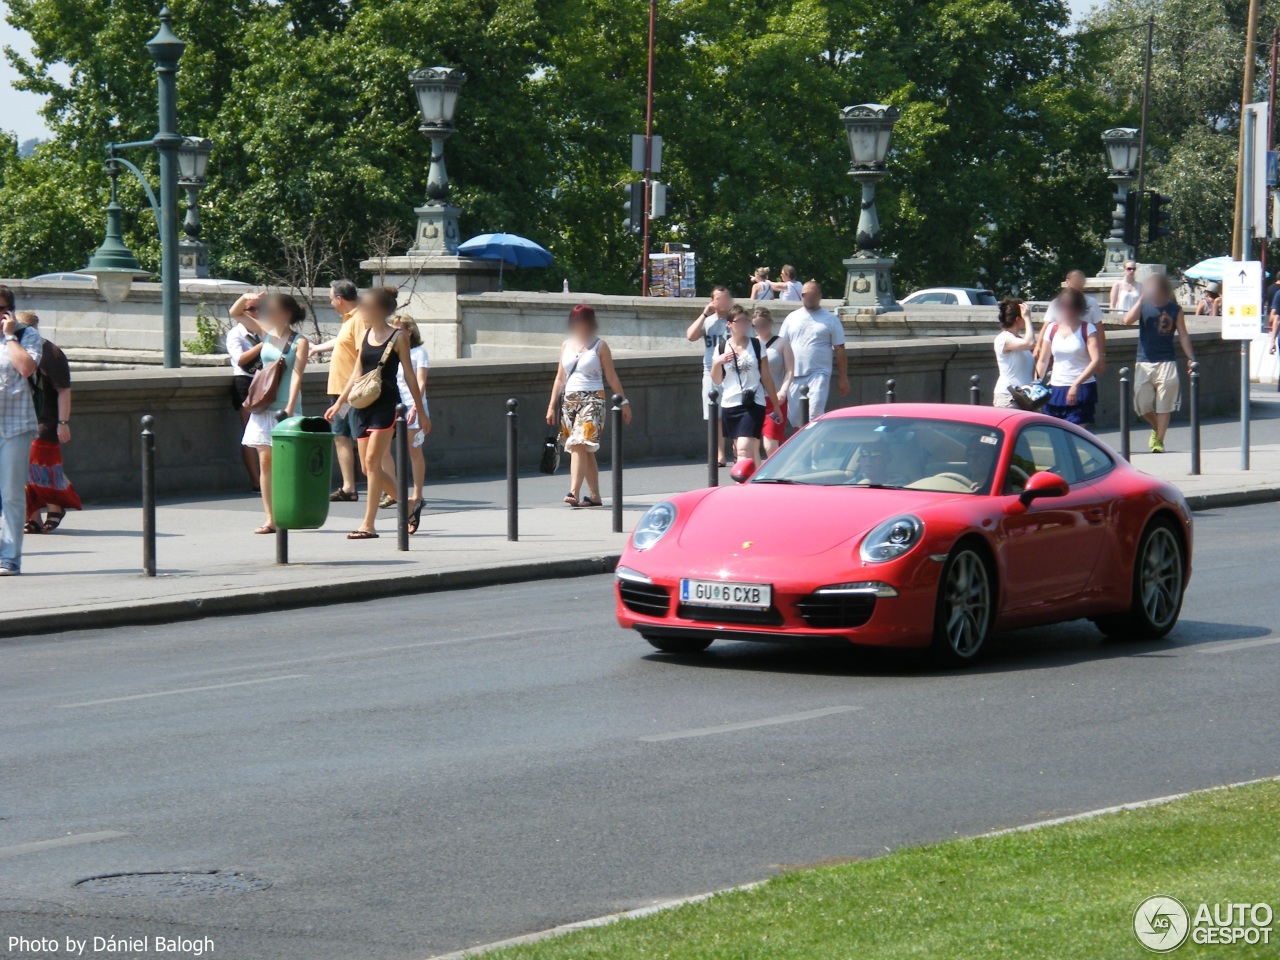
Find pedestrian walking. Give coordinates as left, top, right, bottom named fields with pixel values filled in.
left=992, top=298, right=1036, bottom=408
left=686, top=286, right=733, bottom=466
left=545, top=304, right=631, bottom=507
left=1044, top=269, right=1106, bottom=370
left=1109, top=261, right=1140, bottom=314
left=711, top=309, right=783, bottom=467
left=778, top=281, right=849, bottom=425
left=0, top=286, right=42, bottom=575
left=1123, top=273, right=1195, bottom=454
left=226, top=314, right=263, bottom=491
left=310, top=279, right=362, bottom=502
left=18, top=312, right=80, bottom=534
left=749, top=267, right=775, bottom=301
left=230, top=292, right=310, bottom=534
left=1035, top=289, right=1102, bottom=426
left=751, top=306, right=793, bottom=456
left=379, top=315, right=431, bottom=534
left=773, top=264, right=803, bottom=301
left=325, top=287, right=428, bottom=540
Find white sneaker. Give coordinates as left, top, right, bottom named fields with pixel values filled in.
left=0, top=566, right=20, bottom=576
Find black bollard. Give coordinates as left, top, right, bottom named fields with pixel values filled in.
left=707, top=388, right=720, bottom=487
left=1118, top=367, right=1132, bottom=462
left=1189, top=361, right=1201, bottom=476
left=274, top=410, right=288, bottom=564
left=886, top=378, right=896, bottom=404
left=395, top=404, right=410, bottom=551
left=506, top=398, right=518, bottom=541
left=799, top=384, right=810, bottom=426
left=140, top=415, right=156, bottom=578
left=611, top=394, right=624, bottom=533
left=970, top=375, right=981, bottom=406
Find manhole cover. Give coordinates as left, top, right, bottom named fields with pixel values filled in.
left=75, top=871, right=270, bottom=898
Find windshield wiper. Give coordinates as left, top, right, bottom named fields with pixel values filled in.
left=752, top=477, right=807, bottom=485
left=844, top=481, right=903, bottom=489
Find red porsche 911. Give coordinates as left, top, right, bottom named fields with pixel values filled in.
left=615, top=404, right=1193, bottom=665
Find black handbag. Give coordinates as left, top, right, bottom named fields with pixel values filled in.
left=539, top=432, right=562, bottom=474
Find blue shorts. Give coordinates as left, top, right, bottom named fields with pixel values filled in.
left=329, top=398, right=359, bottom=440
left=1045, top=381, right=1099, bottom=425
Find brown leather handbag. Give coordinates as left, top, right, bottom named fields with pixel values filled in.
left=242, top=332, right=297, bottom=414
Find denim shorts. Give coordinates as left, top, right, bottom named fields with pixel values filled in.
left=329, top=398, right=359, bottom=440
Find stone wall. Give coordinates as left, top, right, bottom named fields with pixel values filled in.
left=61, top=327, right=1240, bottom=502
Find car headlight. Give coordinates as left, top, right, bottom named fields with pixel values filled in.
left=632, top=501, right=677, bottom=551
left=859, top=515, right=924, bottom=563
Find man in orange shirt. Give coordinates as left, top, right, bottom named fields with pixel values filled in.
left=311, top=280, right=362, bottom=500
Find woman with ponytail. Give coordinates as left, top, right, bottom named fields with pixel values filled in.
left=229, top=291, right=310, bottom=533
left=993, top=297, right=1036, bottom=408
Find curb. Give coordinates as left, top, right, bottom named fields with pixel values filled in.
left=1186, top=487, right=1280, bottom=511
left=0, top=554, right=621, bottom=641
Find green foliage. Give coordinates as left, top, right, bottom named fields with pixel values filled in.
left=1, top=0, right=1133, bottom=299
left=182, top=301, right=228, bottom=355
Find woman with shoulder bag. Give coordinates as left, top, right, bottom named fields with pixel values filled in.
left=545, top=304, right=632, bottom=507
left=229, top=291, right=310, bottom=534
left=1035, top=288, right=1103, bottom=426
left=712, top=308, right=783, bottom=467
left=325, top=287, right=428, bottom=540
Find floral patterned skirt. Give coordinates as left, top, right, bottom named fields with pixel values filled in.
left=561, top=391, right=605, bottom=452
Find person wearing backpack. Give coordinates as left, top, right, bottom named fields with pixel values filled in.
left=18, top=312, right=80, bottom=534
left=230, top=291, right=310, bottom=534
left=711, top=309, right=783, bottom=467
left=0, top=285, right=42, bottom=574
left=751, top=306, right=793, bottom=457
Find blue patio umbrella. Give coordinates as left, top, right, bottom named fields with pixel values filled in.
left=1183, top=255, right=1233, bottom=283
left=456, top=233, right=553, bottom=291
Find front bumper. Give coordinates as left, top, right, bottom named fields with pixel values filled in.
left=615, top=563, right=939, bottom=649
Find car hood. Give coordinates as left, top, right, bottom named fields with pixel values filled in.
left=674, top=483, right=967, bottom=557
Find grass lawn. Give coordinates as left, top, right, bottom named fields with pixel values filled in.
left=487, top=780, right=1280, bottom=960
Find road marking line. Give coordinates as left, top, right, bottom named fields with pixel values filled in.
left=638, top=705, right=860, bottom=742
left=0, top=831, right=129, bottom=861
left=1195, top=636, right=1280, bottom=655
left=417, top=775, right=1280, bottom=960
left=58, top=675, right=305, bottom=708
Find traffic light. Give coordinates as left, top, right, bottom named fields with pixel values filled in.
left=622, top=181, right=644, bottom=235
left=1147, top=191, right=1172, bottom=243
left=649, top=181, right=667, bottom=219
left=1121, top=191, right=1142, bottom=249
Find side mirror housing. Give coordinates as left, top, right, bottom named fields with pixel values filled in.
left=1018, top=470, right=1069, bottom=507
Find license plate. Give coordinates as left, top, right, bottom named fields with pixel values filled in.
left=680, top=579, right=772, bottom=610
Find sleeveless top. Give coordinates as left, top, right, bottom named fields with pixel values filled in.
left=562, top=339, right=604, bottom=393
left=359, top=329, right=402, bottom=405
left=759, top=334, right=786, bottom=386
left=719, top=338, right=764, bottom=408
left=753, top=282, right=775, bottom=301
left=260, top=333, right=302, bottom=413
left=1048, top=321, right=1097, bottom=387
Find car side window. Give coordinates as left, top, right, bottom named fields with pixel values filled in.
left=1066, top=432, right=1114, bottom=483
left=1005, top=425, right=1069, bottom=494
left=940, top=293, right=958, bottom=305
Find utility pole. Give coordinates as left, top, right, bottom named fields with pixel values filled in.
left=640, top=0, right=657, bottom=296
left=1234, top=0, right=1262, bottom=259
left=1134, top=15, right=1154, bottom=262
left=1264, top=29, right=1277, bottom=276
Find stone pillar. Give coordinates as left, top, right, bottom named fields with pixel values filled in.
left=361, top=255, right=501, bottom=359
left=843, top=256, right=900, bottom=313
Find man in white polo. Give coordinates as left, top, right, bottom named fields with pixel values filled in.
left=779, top=281, right=849, bottom=425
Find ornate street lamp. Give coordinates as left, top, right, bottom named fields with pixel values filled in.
left=82, top=157, right=147, bottom=307
left=177, top=136, right=214, bottom=278
left=1099, top=126, right=1140, bottom=277
left=840, top=103, right=900, bottom=311
left=408, top=66, right=468, bottom=256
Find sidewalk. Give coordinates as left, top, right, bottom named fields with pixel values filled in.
left=4, top=391, right=1279, bottom=640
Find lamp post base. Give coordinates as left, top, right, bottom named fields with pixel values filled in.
left=1095, top=237, right=1135, bottom=279
left=843, top=256, right=900, bottom=313
left=410, top=201, right=462, bottom=256
left=178, top=239, right=209, bottom=279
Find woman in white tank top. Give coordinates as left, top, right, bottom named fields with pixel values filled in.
left=546, top=305, right=633, bottom=507
left=1035, top=289, right=1102, bottom=425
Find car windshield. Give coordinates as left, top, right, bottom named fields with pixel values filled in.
left=752, top=416, right=1005, bottom=495
left=974, top=290, right=998, bottom=306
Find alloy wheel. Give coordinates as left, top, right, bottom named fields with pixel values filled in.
left=1140, top=526, right=1183, bottom=631
left=944, top=550, right=991, bottom=658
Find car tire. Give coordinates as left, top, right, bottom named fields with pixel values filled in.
left=643, top=635, right=713, bottom=655
left=1095, top=517, right=1185, bottom=641
left=929, top=543, right=994, bottom=666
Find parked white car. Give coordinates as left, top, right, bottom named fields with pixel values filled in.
left=900, top=287, right=998, bottom=306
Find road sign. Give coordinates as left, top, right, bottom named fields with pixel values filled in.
left=1268, top=149, right=1279, bottom=187
left=1221, top=260, right=1263, bottom=340
left=630, top=134, right=662, bottom=174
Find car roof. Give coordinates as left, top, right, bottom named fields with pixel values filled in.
left=821, top=402, right=1028, bottom=429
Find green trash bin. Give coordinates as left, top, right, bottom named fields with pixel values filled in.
left=271, top=416, right=335, bottom=530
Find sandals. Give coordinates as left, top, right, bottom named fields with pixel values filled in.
left=379, top=494, right=397, bottom=509
left=581, top=496, right=603, bottom=508
left=563, top=492, right=580, bottom=506
left=254, top=524, right=277, bottom=535
left=347, top=529, right=379, bottom=540
left=24, top=520, right=42, bottom=535
left=330, top=488, right=358, bottom=502
left=43, top=512, right=65, bottom=533
left=408, top=500, right=424, bottom=536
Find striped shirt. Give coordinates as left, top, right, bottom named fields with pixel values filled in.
left=0, top=325, right=42, bottom=438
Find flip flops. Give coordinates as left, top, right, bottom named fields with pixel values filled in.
left=347, top=530, right=379, bottom=540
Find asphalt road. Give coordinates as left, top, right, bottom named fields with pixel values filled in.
left=1, top=503, right=1278, bottom=960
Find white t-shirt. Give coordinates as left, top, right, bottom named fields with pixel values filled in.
left=700, top=315, right=728, bottom=372
left=1047, top=322, right=1098, bottom=387
left=779, top=307, right=845, bottom=378
left=397, top=344, right=430, bottom=414
left=718, top=339, right=763, bottom=408
left=778, top=280, right=803, bottom=301
left=1043, top=293, right=1103, bottom=330
left=226, top=323, right=258, bottom=376
left=993, top=330, right=1035, bottom=395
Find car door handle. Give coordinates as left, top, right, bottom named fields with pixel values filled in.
left=1085, top=507, right=1106, bottom=524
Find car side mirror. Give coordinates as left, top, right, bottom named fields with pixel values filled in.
left=1017, top=471, right=1069, bottom=507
